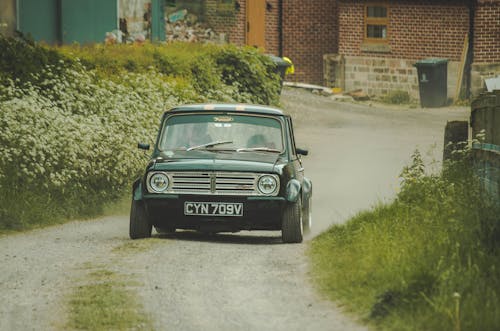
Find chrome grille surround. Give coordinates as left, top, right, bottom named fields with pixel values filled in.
left=146, top=171, right=279, bottom=196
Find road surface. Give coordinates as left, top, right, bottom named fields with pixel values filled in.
left=0, top=88, right=468, bottom=330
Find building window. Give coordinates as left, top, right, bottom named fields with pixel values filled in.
left=365, top=4, right=389, bottom=42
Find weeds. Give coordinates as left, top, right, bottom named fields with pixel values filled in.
left=381, top=90, right=412, bottom=105
left=310, top=147, right=500, bottom=330
left=67, top=268, right=152, bottom=331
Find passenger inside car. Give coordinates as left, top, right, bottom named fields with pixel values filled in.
left=246, top=134, right=276, bottom=149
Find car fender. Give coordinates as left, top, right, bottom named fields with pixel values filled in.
left=302, top=177, right=312, bottom=201
left=132, top=178, right=144, bottom=201
left=285, top=179, right=301, bottom=203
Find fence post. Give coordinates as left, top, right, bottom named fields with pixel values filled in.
left=470, top=91, right=500, bottom=202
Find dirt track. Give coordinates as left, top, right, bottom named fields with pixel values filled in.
left=0, top=88, right=468, bottom=330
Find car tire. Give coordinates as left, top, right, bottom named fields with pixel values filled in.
left=129, top=200, right=152, bottom=239
left=281, top=199, right=303, bottom=243
left=303, top=197, right=312, bottom=235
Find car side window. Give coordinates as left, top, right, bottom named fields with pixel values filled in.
left=287, top=117, right=298, bottom=158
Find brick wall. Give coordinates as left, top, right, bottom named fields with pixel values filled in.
left=205, top=0, right=246, bottom=45
left=283, top=0, right=338, bottom=85
left=207, top=0, right=338, bottom=85
left=206, top=0, right=279, bottom=54
left=337, top=0, right=470, bottom=100
left=265, top=0, right=280, bottom=55
left=338, top=0, right=469, bottom=60
left=473, top=0, right=500, bottom=63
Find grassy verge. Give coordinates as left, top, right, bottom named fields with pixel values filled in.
left=309, top=150, right=500, bottom=330
left=67, top=268, right=152, bottom=331
left=67, top=239, right=166, bottom=330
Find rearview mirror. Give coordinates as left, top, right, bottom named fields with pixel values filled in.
left=138, top=143, right=150, bottom=150
left=296, top=148, right=308, bottom=156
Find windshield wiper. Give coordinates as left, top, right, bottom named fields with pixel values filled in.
left=236, top=147, right=282, bottom=153
left=187, top=140, right=233, bottom=151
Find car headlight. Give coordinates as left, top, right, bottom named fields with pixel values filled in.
left=148, top=172, right=170, bottom=193
left=258, top=175, right=279, bottom=195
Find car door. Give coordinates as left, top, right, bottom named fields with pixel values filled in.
left=286, top=116, right=304, bottom=185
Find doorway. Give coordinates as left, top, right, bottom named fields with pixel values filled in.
left=246, top=0, right=265, bottom=49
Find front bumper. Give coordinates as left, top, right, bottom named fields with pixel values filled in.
left=143, top=194, right=286, bottom=232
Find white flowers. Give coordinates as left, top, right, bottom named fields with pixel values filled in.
left=0, top=61, right=259, bottom=204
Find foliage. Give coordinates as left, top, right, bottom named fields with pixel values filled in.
left=309, top=148, right=500, bottom=331
left=0, top=35, right=72, bottom=86
left=57, top=42, right=281, bottom=105
left=0, top=35, right=281, bottom=230
left=381, top=90, right=411, bottom=105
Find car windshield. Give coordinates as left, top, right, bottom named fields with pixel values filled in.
left=158, top=113, right=284, bottom=153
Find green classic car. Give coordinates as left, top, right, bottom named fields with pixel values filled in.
left=130, top=104, right=312, bottom=243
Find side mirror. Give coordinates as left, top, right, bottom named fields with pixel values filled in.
left=296, top=148, right=308, bottom=156
left=138, top=143, right=150, bottom=150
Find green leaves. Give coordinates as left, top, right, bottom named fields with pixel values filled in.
left=0, top=36, right=281, bottom=230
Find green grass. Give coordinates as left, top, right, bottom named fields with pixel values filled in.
left=380, top=90, right=412, bottom=105
left=67, top=268, right=152, bottom=331
left=309, top=151, right=500, bottom=330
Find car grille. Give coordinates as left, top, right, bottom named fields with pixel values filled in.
left=169, top=172, right=267, bottom=196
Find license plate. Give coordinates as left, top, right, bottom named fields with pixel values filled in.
left=184, top=202, right=243, bottom=217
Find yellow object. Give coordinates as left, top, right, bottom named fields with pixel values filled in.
left=332, top=87, right=343, bottom=94
left=283, top=57, right=294, bottom=75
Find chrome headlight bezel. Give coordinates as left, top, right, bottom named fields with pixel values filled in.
left=257, top=174, right=280, bottom=196
left=147, top=172, right=170, bottom=193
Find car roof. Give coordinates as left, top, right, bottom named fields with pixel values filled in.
left=165, top=104, right=284, bottom=116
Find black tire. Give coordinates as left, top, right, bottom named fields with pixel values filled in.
left=303, top=197, right=312, bottom=235
left=281, top=199, right=303, bottom=243
left=129, top=200, right=152, bottom=239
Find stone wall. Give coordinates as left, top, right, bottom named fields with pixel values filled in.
left=325, top=55, right=460, bottom=101
left=336, top=0, right=471, bottom=100
left=338, top=0, right=469, bottom=60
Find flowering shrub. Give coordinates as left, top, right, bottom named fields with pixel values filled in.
left=0, top=36, right=280, bottom=230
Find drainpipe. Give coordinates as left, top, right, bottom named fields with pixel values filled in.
left=278, top=0, right=283, bottom=57
left=56, top=0, right=62, bottom=45
left=466, top=0, right=476, bottom=98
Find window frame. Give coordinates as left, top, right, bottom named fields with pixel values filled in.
left=364, top=3, right=390, bottom=44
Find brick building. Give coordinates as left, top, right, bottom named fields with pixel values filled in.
left=3, top=0, right=498, bottom=98
left=203, top=0, right=499, bottom=99
left=203, top=0, right=338, bottom=85
left=331, top=0, right=500, bottom=99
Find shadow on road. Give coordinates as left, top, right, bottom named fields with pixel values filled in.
left=155, top=230, right=284, bottom=245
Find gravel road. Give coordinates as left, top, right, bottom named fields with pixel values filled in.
left=0, top=88, right=469, bottom=330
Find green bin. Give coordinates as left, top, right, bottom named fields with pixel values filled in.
left=414, top=58, right=448, bottom=107
left=267, top=55, right=291, bottom=88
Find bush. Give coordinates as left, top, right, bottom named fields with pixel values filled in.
left=382, top=90, right=411, bottom=105
left=0, top=36, right=281, bottom=230
left=57, top=42, right=281, bottom=105
left=310, top=149, right=500, bottom=331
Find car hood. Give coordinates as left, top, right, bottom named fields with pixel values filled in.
left=151, top=150, right=285, bottom=173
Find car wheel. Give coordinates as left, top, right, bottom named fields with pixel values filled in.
left=281, top=199, right=303, bottom=243
left=303, top=197, right=312, bottom=235
left=155, top=226, right=176, bottom=235
left=129, top=200, right=152, bottom=239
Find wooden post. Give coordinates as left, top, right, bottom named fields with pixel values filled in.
left=454, top=33, right=469, bottom=101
